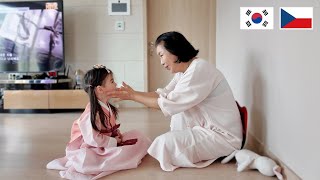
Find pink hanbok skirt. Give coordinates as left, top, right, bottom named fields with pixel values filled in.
left=47, top=130, right=151, bottom=180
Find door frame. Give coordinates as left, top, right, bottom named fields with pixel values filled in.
left=142, top=0, right=148, bottom=92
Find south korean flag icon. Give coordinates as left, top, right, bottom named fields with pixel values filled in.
left=240, top=7, right=274, bottom=30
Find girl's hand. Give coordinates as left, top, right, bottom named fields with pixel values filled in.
left=117, top=139, right=138, bottom=146
left=115, top=135, right=122, bottom=144
left=117, top=130, right=123, bottom=141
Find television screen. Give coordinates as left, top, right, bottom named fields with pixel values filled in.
left=0, top=0, right=64, bottom=72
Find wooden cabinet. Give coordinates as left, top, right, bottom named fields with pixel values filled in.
left=4, top=90, right=49, bottom=109
left=48, top=90, right=88, bottom=109
left=3, top=90, right=88, bottom=109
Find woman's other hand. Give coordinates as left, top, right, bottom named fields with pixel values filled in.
left=105, top=82, right=136, bottom=101
left=119, top=82, right=135, bottom=99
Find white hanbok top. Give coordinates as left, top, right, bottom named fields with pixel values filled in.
left=156, top=58, right=242, bottom=148
left=148, top=58, right=243, bottom=171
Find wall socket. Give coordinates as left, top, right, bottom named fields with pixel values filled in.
left=115, top=21, right=125, bottom=31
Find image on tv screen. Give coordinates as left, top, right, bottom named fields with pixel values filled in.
left=0, top=0, right=64, bottom=72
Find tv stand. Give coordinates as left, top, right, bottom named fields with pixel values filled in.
left=0, top=78, right=71, bottom=84
left=0, top=78, right=89, bottom=110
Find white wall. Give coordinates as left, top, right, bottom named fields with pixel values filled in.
left=63, top=0, right=145, bottom=107
left=216, top=0, right=320, bottom=179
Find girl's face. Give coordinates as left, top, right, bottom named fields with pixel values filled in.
left=94, top=73, right=117, bottom=102
left=156, top=43, right=179, bottom=73
left=101, top=74, right=117, bottom=91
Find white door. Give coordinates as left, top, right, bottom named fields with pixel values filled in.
left=146, top=0, right=216, bottom=91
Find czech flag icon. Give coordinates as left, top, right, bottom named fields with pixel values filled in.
left=280, top=7, right=313, bottom=30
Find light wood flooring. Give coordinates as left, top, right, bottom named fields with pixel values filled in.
left=0, top=108, right=278, bottom=180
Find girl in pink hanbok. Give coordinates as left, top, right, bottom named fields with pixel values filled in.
left=46, top=65, right=151, bottom=180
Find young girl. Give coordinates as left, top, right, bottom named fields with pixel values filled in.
left=47, top=65, right=151, bottom=180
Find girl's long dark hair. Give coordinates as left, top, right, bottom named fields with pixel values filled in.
left=83, top=68, right=118, bottom=132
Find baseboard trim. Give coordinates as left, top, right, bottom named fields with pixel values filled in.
left=244, top=132, right=301, bottom=180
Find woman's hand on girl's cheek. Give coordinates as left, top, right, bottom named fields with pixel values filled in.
left=118, top=82, right=136, bottom=100
left=104, top=82, right=136, bottom=100
left=115, top=91, right=131, bottom=100
left=121, top=82, right=134, bottom=92
left=103, top=89, right=129, bottom=100
left=103, top=88, right=120, bottom=98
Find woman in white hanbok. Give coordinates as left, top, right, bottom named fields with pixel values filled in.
left=108, top=31, right=243, bottom=171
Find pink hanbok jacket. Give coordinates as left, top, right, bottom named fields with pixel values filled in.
left=47, top=102, right=151, bottom=180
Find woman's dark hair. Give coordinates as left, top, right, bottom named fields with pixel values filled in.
left=83, top=67, right=118, bottom=132
left=155, top=31, right=199, bottom=63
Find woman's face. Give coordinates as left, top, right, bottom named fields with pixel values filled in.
left=156, top=43, right=179, bottom=73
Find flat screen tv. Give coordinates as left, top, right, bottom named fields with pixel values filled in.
left=0, top=0, right=64, bottom=73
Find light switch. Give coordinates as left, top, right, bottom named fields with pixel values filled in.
left=115, top=21, right=125, bottom=31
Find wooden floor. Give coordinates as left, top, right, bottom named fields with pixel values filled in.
left=0, top=108, right=277, bottom=180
